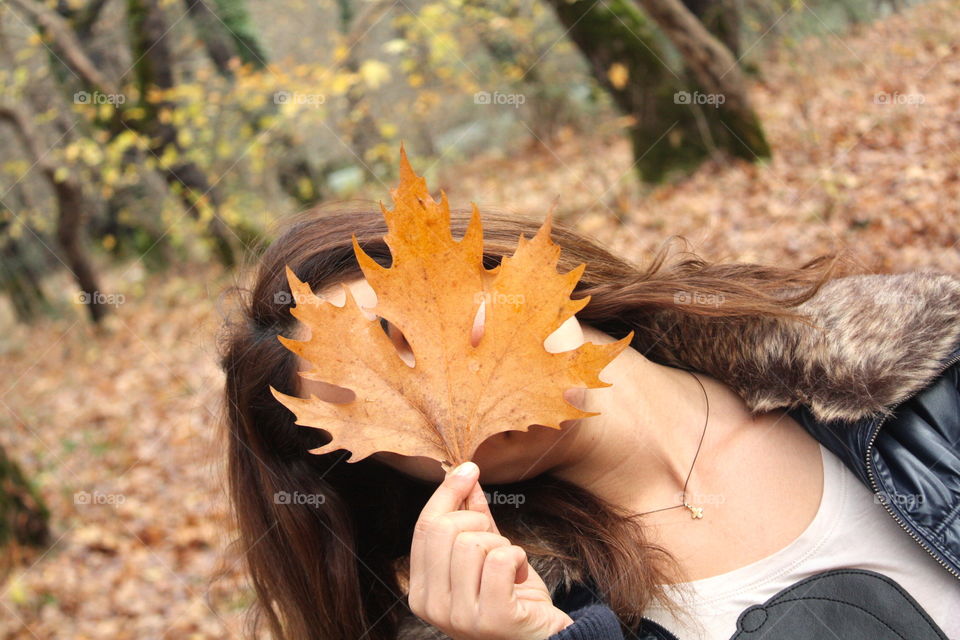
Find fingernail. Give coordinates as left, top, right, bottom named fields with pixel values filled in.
left=451, top=461, right=478, bottom=477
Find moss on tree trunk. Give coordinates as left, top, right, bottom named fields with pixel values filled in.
left=0, top=445, right=49, bottom=552
left=546, top=0, right=770, bottom=182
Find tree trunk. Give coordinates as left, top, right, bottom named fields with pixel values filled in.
left=55, top=0, right=110, bottom=40
left=634, top=0, right=770, bottom=160
left=183, top=0, right=237, bottom=76
left=127, top=0, right=239, bottom=266
left=0, top=444, right=50, bottom=555
left=210, top=0, right=268, bottom=68
left=0, top=104, right=108, bottom=323
left=0, top=225, right=49, bottom=323
left=683, top=0, right=740, bottom=57
left=545, top=0, right=769, bottom=182
left=182, top=0, right=267, bottom=76
left=545, top=0, right=692, bottom=181
left=52, top=172, right=109, bottom=323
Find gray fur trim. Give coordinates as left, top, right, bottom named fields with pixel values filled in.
left=644, top=271, right=960, bottom=423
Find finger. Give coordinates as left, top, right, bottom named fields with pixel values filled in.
left=450, top=531, right=510, bottom=616
left=419, top=462, right=479, bottom=522
left=465, top=479, right=501, bottom=535
left=479, top=545, right=528, bottom=612
left=422, top=510, right=491, bottom=598
left=410, top=462, right=480, bottom=591
left=409, top=509, right=489, bottom=611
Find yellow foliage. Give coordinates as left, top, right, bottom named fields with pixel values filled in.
left=431, top=33, right=459, bottom=65
left=607, top=62, right=630, bottom=90
left=505, top=65, right=524, bottom=81
left=80, top=140, right=104, bottom=166
left=6, top=575, right=27, bottom=606
left=177, top=128, right=194, bottom=148
left=359, top=60, right=391, bottom=89
left=125, top=106, right=147, bottom=121
left=297, top=176, right=314, bottom=200
left=108, top=130, right=143, bottom=163
left=13, top=67, right=28, bottom=88
left=102, top=167, right=120, bottom=187
left=331, top=71, right=357, bottom=95
left=159, top=146, right=178, bottom=170
left=379, top=122, right=398, bottom=139
left=64, top=142, right=81, bottom=163
left=383, top=39, right=409, bottom=55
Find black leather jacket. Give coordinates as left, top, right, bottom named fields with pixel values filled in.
left=790, top=341, right=960, bottom=580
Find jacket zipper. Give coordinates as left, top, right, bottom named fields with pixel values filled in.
left=864, top=351, right=960, bottom=581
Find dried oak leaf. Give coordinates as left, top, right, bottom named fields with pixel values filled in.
left=270, top=148, right=632, bottom=469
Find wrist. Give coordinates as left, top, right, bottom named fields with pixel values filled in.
left=547, top=610, right=575, bottom=635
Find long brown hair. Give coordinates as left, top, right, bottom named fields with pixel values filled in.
left=217, top=205, right=843, bottom=639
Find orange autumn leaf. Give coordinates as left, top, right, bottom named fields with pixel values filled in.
left=270, top=147, right=632, bottom=469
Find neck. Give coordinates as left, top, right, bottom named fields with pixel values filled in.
left=548, top=327, right=752, bottom=514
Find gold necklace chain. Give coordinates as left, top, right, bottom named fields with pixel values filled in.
left=636, top=370, right=708, bottom=520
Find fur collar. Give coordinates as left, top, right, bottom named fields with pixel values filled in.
left=398, top=270, right=960, bottom=639
left=644, top=270, right=960, bottom=423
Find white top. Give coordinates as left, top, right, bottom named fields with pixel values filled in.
left=644, top=442, right=960, bottom=639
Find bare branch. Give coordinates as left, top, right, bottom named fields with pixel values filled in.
left=7, top=0, right=119, bottom=95
left=0, top=102, right=108, bottom=322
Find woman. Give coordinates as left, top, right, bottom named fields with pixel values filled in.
left=219, top=206, right=960, bottom=640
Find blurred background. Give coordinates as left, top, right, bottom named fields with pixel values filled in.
left=0, top=0, right=958, bottom=636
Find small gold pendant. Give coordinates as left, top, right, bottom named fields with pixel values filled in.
left=684, top=503, right=704, bottom=519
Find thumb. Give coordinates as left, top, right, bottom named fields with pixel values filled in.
left=421, top=461, right=480, bottom=523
